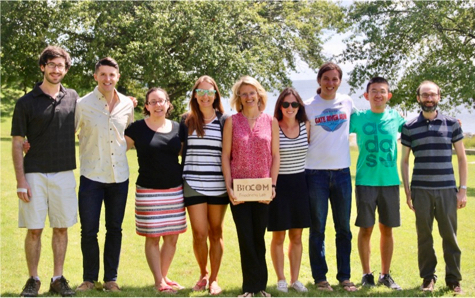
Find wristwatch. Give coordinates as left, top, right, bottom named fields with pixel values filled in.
left=459, top=185, right=467, bottom=190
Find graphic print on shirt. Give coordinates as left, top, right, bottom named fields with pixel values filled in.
left=314, top=108, right=347, bottom=132
left=362, top=119, right=395, bottom=168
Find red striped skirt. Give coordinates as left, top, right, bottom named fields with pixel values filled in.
left=135, top=185, right=187, bottom=237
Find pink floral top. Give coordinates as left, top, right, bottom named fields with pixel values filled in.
left=230, top=112, right=273, bottom=179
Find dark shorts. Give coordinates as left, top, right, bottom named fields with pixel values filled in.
left=355, top=185, right=400, bottom=228
left=183, top=180, right=229, bottom=207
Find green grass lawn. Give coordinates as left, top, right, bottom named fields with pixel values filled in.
left=1, top=112, right=474, bottom=297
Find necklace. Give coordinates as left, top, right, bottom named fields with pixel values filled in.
left=242, top=112, right=260, bottom=120
left=203, top=112, right=216, bottom=121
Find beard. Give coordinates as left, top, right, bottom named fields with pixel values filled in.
left=419, top=101, right=437, bottom=112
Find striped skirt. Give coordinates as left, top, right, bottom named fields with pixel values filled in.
left=135, top=185, right=187, bottom=237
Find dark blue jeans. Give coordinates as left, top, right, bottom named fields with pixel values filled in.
left=78, top=176, right=129, bottom=282
left=306, top=168, right=352, bottom=283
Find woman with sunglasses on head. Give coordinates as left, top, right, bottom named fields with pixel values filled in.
left=222, top=76, right=280, bottom=297
left=304, top=62, right=357, bottom=292
left=269, top=88, right=311, bottom=294
left=179, top=75, right=228, bottom=295
left=125, top=87, right=187, bottom=294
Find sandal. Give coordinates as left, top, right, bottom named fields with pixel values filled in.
left=208, top=281, right=222, bottom=295
left=158, top=285, right=177, bottom=294
left=166, top=280, right=184, bottom=290
left=192, top=276, right=208, bottom=291
left=259, top=290, right=271, bottom=297
left=316, top=280, right=333, bottom=291
left=340, top=280, right=358, bottom=292
left=238, top=292, right=254, bottom=297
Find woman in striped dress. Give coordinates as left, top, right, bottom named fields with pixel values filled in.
left=179, top=76, right=228, bottom=295
left=269, top=87, right=311, bottom=293
left=125, top=87, right=187, bottom=293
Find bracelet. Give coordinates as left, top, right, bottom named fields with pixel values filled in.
left=272, top=184, right=276, bottom=188
left=17, top=188, right=27, bottom=193
left=459, top=185, right=467, bottom=190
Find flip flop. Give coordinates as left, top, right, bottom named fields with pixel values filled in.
left=192, top=277, right=208, bottom=291
left=166, top=280, right=184, bottom=290
left=159, top=285, right=177, bottom=294
left=208, top=281, right=222, bottom=295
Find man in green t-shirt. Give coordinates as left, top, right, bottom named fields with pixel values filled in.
left=350, top=77, right=405, bottom=290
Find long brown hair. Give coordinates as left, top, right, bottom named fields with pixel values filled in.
left=185, top=75, right=224, bottom=137
left=316, top=62, right=342, bottom=94
left=273, top=87, right=308, bottom=122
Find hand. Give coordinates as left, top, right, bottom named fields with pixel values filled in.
left=17, top=180, right=32, bottom=203
left=23, top=140, right=31, bottom=154
left=128, top=96, right=138, bottom=108
left=457, top=190, right=467, bottom=209
left=228, top=188, right=244, bottom=205
left=259, top=188, right=275, bottom=204
left=406, top=191, right=414, bottom=211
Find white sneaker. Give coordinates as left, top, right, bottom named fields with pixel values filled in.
left=291, top=280, right=308, bottom=292
left=276, top=280, right=288, bottom=293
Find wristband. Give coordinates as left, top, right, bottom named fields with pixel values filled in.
left=17, top=188, right=27, bottom=193
left=272, top=184, right=276, bottom=188
left=459, top=185, right=467, bottom=190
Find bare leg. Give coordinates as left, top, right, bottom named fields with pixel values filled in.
left=271, top=231, right=286, bottom=282
left=144, top=237, right=167, bottom=289
left=25, top=229, right=43, bottom=277
left=358, top=226, right=374, bottom=274
left=52, top=228, right=68, bottom=277
left=160, top=234, right=179, bottom=279
left=288, top=229, right=303, bottom=284
left=379, top=223, right=394, bottom=274
left=187, top=204, right=209, bottom=281
left=207, top=204, right=227, bottom=284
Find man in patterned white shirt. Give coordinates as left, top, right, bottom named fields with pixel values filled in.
left=74, top=57, right=134, bottom=293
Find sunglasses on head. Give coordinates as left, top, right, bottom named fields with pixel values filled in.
left=282, top=102, right=299, bottom=108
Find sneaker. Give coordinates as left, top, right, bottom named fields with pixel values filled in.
left=447, top=282, right=463, bottom=295
left=378, top=273, right=402, bottom=290
left=276, top=280, right=288, bottom=293
left=21, top=277, right=41, bottom=297
left=421, top=277, right=436, bottom=292
left=103, top=281, right=120, bottom=292
left=290, top=280, right=308, bottom=292
left=49, top=276, right=75, bottom=296
left=75, top=281, right=95, bottom=292
left=361, top=273, right=375, bottom=287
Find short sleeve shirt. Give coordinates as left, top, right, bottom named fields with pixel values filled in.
left=400, top=111, right=463, bottom=189
left=350, top=109, right=405, bottom=186
left=11, top=83, right=78, bottom=173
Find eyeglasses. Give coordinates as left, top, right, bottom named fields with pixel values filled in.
left=239, top=91, right=257, bottom=98
left=282, top=102, right=299, bottom=108
left=420, top=93, right=439, bottom=99
left=147, top=99, right=168, bottom=106
left=45, top=62, right=66, bottom=70
left=196, top=89, right=217, bottom=96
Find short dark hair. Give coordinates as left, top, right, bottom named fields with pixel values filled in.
left=95, top=57, right=119, bottom=73
left=366, top=76, right=390, bottom=93
left=38, top=45, right=72, bottom=71
left=143, top=87, right=174, bottom=117
left=416, top=80, right=440, bottom=96
left=273, top=87, right=308, bottom=123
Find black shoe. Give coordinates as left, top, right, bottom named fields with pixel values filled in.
left=49, top=276, right=75, bottom=297
left=361, top=273, right=375, bottom=287
left=21, top=277, right=41, bottom=297
left=378, top=273, right=402, bottom=290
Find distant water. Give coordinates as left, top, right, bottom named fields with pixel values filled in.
left=221, top=79, right=475, bottom=133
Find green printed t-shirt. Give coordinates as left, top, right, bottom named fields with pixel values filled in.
left=350, top=109, right=406, bottom=186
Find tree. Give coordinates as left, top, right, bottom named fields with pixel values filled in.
left=340, top=0, right=475, bottom=112
left=1, top=1, right=346, bottom=120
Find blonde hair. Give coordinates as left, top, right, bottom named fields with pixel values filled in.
left=230, top=76, right=267, bottom=112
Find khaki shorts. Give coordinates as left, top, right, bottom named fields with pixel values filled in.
left=19, top=171, right=77, bottom=229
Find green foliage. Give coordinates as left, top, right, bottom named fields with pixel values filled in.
left=340, top=0, right=475, bottom=112
left=1, top=0, right=345, bottom=121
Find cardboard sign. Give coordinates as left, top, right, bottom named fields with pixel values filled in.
left=233, top=178, right=272, bottom=201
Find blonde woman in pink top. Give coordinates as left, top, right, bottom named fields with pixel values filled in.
left=222, top=76, right=280, bottom=297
